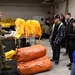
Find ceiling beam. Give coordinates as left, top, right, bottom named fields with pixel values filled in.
left=0, top=3, right=50, bottom=7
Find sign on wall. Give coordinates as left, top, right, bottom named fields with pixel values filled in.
left=33, top=16, right=45, bottom=25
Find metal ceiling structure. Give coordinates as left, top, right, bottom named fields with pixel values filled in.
left=0, top=0, right=66, bottom=6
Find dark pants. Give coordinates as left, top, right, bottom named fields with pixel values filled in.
left=69, top=49, right=74, bottom=63
left=51, top=44, right=61, bottom=61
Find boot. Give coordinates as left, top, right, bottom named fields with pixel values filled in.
left=1, top=64, right=11, bottom=70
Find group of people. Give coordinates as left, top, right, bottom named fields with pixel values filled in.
left=49, top=13, right=75, bottom=75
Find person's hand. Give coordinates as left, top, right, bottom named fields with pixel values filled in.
left=9, top=31, right=11, bottom=34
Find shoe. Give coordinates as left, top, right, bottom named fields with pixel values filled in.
left=67, top=63, right=72, bottom=67
left=51, top=59, right=55, bottom=62
left=68, top=67, right=71, bottom=70
left=55, top=61, right=59, bottom=65
left=1, top=65, right=11, bottom=70
left=63, top=53, right=68, bottom=56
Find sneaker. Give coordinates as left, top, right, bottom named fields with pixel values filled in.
left=55, top=61, right=59, bottom=65
left=67, top=63, right=72, bottom=67
left=1, top=65, right=11, bottom=70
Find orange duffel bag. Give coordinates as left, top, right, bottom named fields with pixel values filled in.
left=17, top=56, right=52, bottom=75
left=15, top=44, right=46, bottom=62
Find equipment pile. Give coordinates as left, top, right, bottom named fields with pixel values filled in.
left=14, top=44, right=52, bottom=75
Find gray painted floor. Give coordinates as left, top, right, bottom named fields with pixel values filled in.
left=35, top=39, right=71, bottom=75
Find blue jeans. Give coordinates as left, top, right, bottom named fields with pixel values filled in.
left=71, top=63, right=75, bottom=75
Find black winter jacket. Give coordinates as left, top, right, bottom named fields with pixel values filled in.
left=66, top=18, right=74, bottom=36
left=68, top=26, right=75, bottom=49
left=49, top=22, right=66, bottom=45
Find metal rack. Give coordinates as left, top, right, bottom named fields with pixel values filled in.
left=15, top=35, right=39, bottom=48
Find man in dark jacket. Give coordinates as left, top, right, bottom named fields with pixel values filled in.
left=49, top=15, right=65, bottom=64
left=60, top=14, right=66, bottom=27
left=67, top=20, right=75, bottom=70
left=65, top=13, right=74, bottom=55
left=65, top=13, right=74, bottom=67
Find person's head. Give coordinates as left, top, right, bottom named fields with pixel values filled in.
left=0, top=25, right=2, bottom=31
left=73, top=20, right=75, bottom=28
left=65, top=13, right=71, bottom=20
left=60, top=14, right=65, bottom=21
left=54, top=15, right=60, bottom=24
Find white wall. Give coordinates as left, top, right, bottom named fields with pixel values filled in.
left=55, top=2, right=66, bottom=15
left=54, top=0, right=75, bottom=18
left=48, top=6, right=53, bottom=17
left=0, top=0, right=75, bottom=20
left=0, top=6, right=51, bottom=20
left=69, top=0, right=75, bottom=18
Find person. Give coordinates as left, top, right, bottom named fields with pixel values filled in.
left=67, top=20, right=75, bottom=70
left=60, top=14, right=66, bottom=47
left=45, top=17, right=50, bottom=26
left=60, top=14, right=66, bottom=27
left=0, top=25, right=12, bottom=74
left=71, top=50, right=75, bottom=75
left=49, top=15, right=66, bottom=64
left=65, top=13, right=74, bottom=67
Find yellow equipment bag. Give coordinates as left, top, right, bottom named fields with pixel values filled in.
left=14, top=18, right=25, bottom=39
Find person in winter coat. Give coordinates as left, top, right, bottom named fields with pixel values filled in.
left=65, top=13, right=74, bottom=67
left=64, top=13, right=74, bottom=56
left=67, top=20, right=75, bottom=70
left=60, top=14, right=66, bottom=47
left=60, top=14, right=66, bottom=27
left=49, top=15, right=66, bottom=64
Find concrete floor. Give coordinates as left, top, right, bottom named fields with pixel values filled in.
left=35, top=39, right=71, bottom=75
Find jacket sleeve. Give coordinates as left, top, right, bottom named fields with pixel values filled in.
left=49, top=28, right=52, bottom=42
left=49, top=25, right=54, bottom=42
left=54, top=25, right=66, bottom=45
left=0, top=36, right=8, bottom=40
left=67, top=25, right=75, bottom=40
left=1, top=30, right=9, bottom=34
